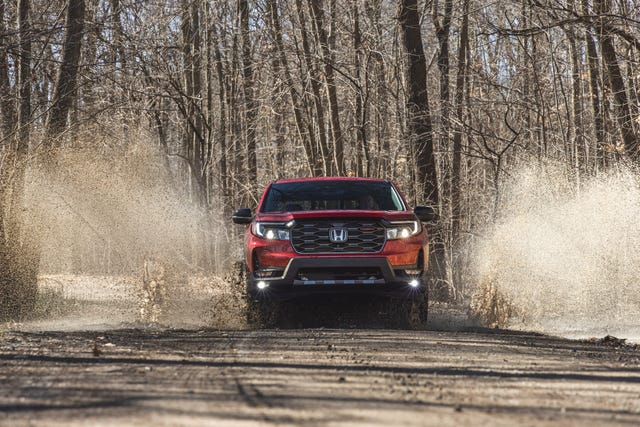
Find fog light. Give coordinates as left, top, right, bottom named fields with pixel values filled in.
left=257, top=281, right=269, bottom=290
left=408, top=279, right=420, bottom=288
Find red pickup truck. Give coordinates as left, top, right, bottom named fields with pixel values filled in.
left=232, top=177, right=435, bottom=328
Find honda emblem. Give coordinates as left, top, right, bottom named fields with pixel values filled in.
left=329, top=227, right=348, bottom=243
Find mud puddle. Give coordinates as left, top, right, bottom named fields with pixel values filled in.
left=14, top=274, right=240, bottom=332
left=9, top=275, right=483, bottom=334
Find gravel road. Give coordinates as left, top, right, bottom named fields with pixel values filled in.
left=1, top=276, right=639, bottom=426
left=1, top=322, right=640, bottom=426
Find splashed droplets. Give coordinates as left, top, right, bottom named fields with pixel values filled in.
left=473, top=165, right=640, bottom=341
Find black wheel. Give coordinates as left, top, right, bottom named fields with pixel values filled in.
left=407, top=286, right=429, bottom=329
left=383, top=287, right=429, bottom=330
left=246, top=295, right=280, bottom=328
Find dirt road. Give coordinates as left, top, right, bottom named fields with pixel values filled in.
left=2, top=319, right=640, bottom=426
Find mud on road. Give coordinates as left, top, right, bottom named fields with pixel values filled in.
left=1, top=322, right=640, bottom=426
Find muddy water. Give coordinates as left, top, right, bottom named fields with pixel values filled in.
left=21, top=275, right=241, bottom=332
left=21, top=275, right=478, bottom=334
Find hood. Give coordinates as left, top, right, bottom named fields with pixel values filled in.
left=254, top=210, right=417, bottom=223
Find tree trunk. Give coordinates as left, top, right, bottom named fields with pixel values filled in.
left=267, top=18, right=285, bottom=178
left=230, top=14, right=243, bottom=208
left=239, top=0, right=257, bottom=203
left=398, top=0, right=437, bottom=205
left=210, top=19, right=230, bottom=215
left=0, top=0, right=11, bottom=244
left=190, top=0, right=204, bottom=201
left=12, top=0, right=32, bottom=227
left=432, top=0, right=453, bottom=151
left=295, top=0, right=328, bottom=175
left=399, top=0, right=449, bottom=299
left=352, top=1, right=369, bottom=176
left=568, top=35, right=585, bottom=176
left=309, top=0, right=345, bottom=175
left=450, top=0, right=469, bottom=295
left=45, top=0, right=85, bottom=143
left=0, top=0, right=15, bottom=140
left=367, top=0, right=389, bottom=177
left=594, top=0, right=638, bottom=161
left=267, top=0, right=315, bottom=176
left=0, top=0, right=37, bottom=320
left=181, top=0, right=206, bottom=205
left=582, top=0, right=605, bottom=167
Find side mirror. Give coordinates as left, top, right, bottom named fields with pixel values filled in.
left=232, top=208, right=253, bottom=224
left=414, top=205, right=436, bottom=222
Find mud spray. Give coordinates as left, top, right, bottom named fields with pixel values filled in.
left=472, top=162, right=640, bottom=342
left=11, top=134, right=246, bottom=331
left=11, top=136, right=640, bottom=337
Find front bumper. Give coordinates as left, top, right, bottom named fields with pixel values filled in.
left=247, top=257, right=424, bottom=301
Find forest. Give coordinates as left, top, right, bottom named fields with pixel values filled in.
left=0, top=0, right=639, bottom=314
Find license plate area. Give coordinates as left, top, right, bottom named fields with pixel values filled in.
left=293, top=267, right=384, bottom=286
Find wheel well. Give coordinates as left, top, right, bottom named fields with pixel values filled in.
left=416, top=250, right=424, bottom=271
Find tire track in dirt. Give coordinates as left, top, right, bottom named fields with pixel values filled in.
left=229, top=330, right=300, bottom=425
left=1, top=327, right=639, bottom=426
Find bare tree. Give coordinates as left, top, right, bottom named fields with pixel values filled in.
left=180, top=0, right=207, bottom=205
left=239, top=0, right=258, bottom=203
left=45, top=0, right=85, bottom=143
left=398, top=0, right=437, bottom=205
left=309, top=0, right=345, bottom=175
left=296, top=0, right=329, bottom=175
left=399, top=0, right=451, bottom=297
left=0, top=0, right=37, bottom=320
left=0, top=0, right=15, bottom=140
left=450, top=0, right=469, bottom=291
left=594, top=0, right=639, bottom=161
left=432, top=0, right=453, bottom=147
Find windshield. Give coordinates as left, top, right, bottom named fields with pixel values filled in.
left=261, top=180, right=405, bottom=213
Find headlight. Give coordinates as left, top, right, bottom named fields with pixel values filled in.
left=252, top=222, right=291, bottom=241
left=386, top=221, right=420, bottom=240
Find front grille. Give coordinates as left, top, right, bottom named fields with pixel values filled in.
left=291, top=220, right=385, bottom=253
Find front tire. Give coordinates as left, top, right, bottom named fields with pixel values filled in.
left=384, top=287, right=429, bottom=329
left=244, top=265, right=281, bottom=328
left=246, top=295, right=280, bottom=328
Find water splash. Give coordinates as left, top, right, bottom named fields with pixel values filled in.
left=6, top=134, right=239, bottom=329
left=472, top=163, right=640, bottom=341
